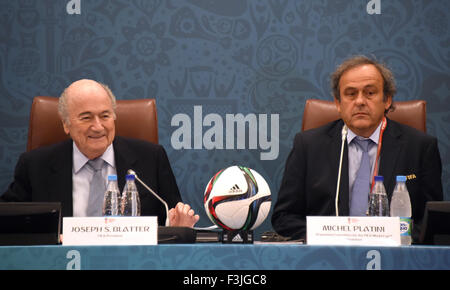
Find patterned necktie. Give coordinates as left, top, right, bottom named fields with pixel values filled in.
left=350, top=138, right=372, bottom=216
left=86, top=158, right=106, bottom=216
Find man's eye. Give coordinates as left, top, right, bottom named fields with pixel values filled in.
left=345, top=91, right=357, bottom=98
left=365, top=90, right=376, bottom=97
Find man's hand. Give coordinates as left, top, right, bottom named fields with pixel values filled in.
left=168, top=202, right=200, bottom=227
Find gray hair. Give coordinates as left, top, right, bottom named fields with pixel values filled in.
left=330, top=55, right=396, bottom=114
left=58, top=81, right=117, bottom=124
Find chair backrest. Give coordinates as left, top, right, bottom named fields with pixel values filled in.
left=27, top=96, right=158, bottom=151
left=301, top=99, right=427, bottom=132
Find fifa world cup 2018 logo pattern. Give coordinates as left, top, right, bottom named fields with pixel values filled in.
left=204, top=166, right=271, bottom=231
left=0, top=1, right=448, bottom=235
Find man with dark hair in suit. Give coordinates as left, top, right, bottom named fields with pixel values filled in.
left=1, top=79, right=199, bottom=227
left=272, top=55, right=443, bottom=242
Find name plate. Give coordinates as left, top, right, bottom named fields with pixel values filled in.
left=307, top=216, right=400, bottom=246
left=62, top=216, right=158, bottom=245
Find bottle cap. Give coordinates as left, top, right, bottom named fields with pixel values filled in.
left=108, top=175, right=117, bottom=181
left=396, top=175, right=406, bottom=182
left=374, top=176, right=384, bottom=182
left=126, top=174, right=135, bottom=180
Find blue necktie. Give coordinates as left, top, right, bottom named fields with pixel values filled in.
left=86, top=158, right=106, bottom=216
left=350, top=138, right=372, bottom=216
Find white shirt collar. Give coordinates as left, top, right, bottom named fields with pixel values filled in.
left=73, top=142, right=115, bottom=173
left=346, top=121, right=382, bottom=145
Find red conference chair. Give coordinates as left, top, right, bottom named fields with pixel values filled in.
left=27, top=96, right=159, bottom=151
left=301, top=99, right=427, bottom=132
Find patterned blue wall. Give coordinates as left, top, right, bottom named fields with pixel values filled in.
left=0, top=0, right=448, bottom=234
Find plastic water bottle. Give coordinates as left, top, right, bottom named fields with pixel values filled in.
left=103, top=175, right=120, bottom=216
left=390, top=175, right=412, bottom=245
left=367, top=176, right=390, bottom=216
left=120, top=174, right=141, bottom=216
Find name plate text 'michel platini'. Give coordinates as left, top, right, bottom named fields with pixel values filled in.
left=307, top=216, right=400, bottom=246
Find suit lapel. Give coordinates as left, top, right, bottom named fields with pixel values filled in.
left=113, top=137, right=138, bottom=192
left=327, top=120, right=350, bottom=216
left=378, top=119, right=403, bottom=197
left=45, top=137, right=139, bottom=216
left=48, top=140, right=73, bottom=217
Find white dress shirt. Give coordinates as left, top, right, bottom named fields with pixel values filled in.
left=72, top=143, right=117, bottom=217
left=347, top=121, right=382, bottom=194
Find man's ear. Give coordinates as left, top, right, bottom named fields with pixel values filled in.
left=334, top=97, right=341, bottom=114
left=62, top=120, right=70, bottom=135
left=384, top=95, right=393, bottom=111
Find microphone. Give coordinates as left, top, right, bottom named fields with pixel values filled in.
left=335, top=124, right=348, bottom=216
left=127, top=169, right=170, bottom=226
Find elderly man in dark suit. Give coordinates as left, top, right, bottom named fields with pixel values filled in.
left=1, top=79, right=199, bottom=227
left=272, top=55, right=443, bottom=242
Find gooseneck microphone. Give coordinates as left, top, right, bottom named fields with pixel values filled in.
left=127, top=169, right=170, bottom=226
left=335, top=124, right=348, bottom=216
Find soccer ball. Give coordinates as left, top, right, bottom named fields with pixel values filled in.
left=203, top=165, right=271, bottom=231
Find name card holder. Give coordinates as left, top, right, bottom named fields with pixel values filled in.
left=307, top=216, right=401, bottom=246
left=63, top=216, right=158, bottom=245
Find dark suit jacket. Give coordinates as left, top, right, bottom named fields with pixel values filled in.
left=271, top=119, right=443, bottom=241
left=0, top=136, right=182, bottom=226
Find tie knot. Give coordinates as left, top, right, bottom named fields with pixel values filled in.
left=88, top=158, right=104, bottom=171
left=353, top=137, right=371, bottom=152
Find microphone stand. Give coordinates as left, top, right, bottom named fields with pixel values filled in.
left=127, top=170, right=198, bottom=244
left=127, top=169, right=170, bottom=226
left=335, top=125, right=348, bottom=216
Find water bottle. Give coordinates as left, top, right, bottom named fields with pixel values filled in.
left=103, top=175, right=120, bottom=216
left=390, top=175, right=412, bottom=245
left=120, top=174, right=141, bottom=216
left=367, top=176, right=390, bottom=216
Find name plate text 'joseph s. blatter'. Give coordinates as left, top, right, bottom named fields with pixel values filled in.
left=62, top=216, right=157, bottom=245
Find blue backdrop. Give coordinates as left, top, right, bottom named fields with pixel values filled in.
left=0, top=0, right=448, bottom=234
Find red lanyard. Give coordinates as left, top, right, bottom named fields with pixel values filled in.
left=370, top=117, right=387, bottom=192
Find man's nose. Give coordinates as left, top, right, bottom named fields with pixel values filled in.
left=90, top=116, right=104, bottom=130
left=355, top=92, right=367, bottom=105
